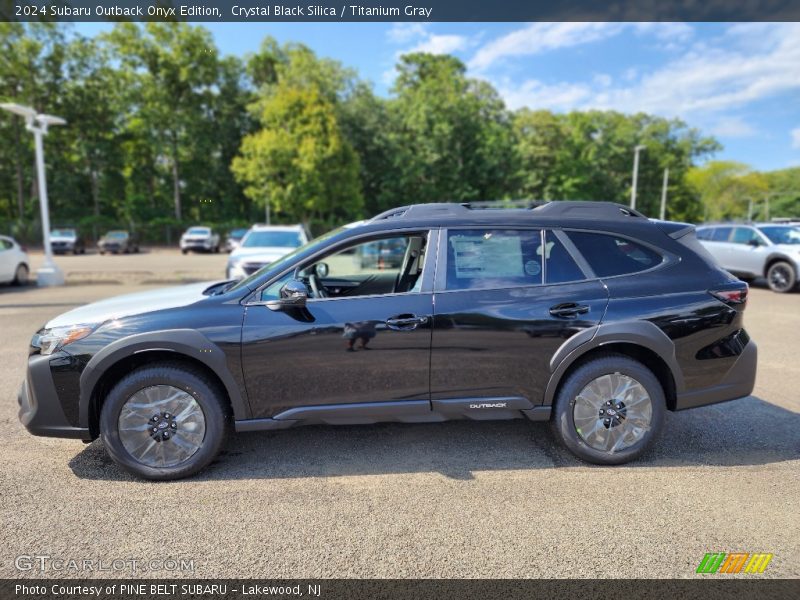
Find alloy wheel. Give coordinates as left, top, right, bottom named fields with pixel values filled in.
left=573, top=373, right=653, bottom=454
left=117, top=385, right=206, bottom=468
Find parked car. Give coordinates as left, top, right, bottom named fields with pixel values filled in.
left=98, top=230, right=139, bottom=255
left=0, top=235, right=29, bottom=285
left=224, top=228, right=249, bottom=253
left=697, top=223, right=800, bottom=293
left=357, top=237, right=407, bottom=269
left=19, top=201, right=757, bottom=480
left=180, top=226, right=220, bottom=254
left=226, top=224, right=309, bottom=280
left=50, top=228, right=85, bottom=255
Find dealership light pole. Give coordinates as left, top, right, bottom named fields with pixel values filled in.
left=659, top=168, right=669, bottom=221
left=630, top=144, right=646, bottom=211
left=1, top=103, right=66, bottom=286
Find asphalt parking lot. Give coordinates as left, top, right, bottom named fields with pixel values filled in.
left=0, top=254, right=798, bottom=579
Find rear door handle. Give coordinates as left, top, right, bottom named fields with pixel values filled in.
left=549, top=303, right=590, bottom=318
left=386, top=314, right=429, bottom=330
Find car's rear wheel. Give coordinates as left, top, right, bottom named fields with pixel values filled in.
left=766, top=261, right=796, bottom=293
left=12, top=264, right=28, bottom=286
left=551, top=354, right=665, bottom=465
left=100, top=363, right=229, bottom=480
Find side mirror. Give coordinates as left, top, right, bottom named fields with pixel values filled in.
left=747, top=238, right=761, bottom=248
left=314, top=262, right=329, bottom=278
left=266, top=279, right=308, bottom=311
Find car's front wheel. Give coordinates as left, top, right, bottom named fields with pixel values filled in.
left=766, top=261, right=796, bottom=293
left=100, top=363, right=229, bottom=480
left=551, top=354, right=665, bottom=465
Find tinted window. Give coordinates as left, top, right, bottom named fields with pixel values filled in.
left=446, top=229, right=542, bottom=290
left=0, top=239, right=11, bottom=251
left=731, top=227, right=760, bottom=245
left=759, top=226, right=800, bottom=245
left=566, top=232, right=662, bottom=277
left=710, top=227, right=733, bottom=242
left=242, top=230, right=303, bottom=248
left=544, top=231, right=585, bottom=284
left=696, top=228, right=713, bottom=241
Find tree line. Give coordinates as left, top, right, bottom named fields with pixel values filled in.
left=1, top=23, right=797, bottom=243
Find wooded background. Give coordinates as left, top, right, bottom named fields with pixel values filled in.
left=1, top=23, right=798, bottom=243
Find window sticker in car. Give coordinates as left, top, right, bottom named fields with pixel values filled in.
left=450, top=234, right=524, bottom=279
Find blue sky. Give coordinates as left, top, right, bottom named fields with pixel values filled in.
left=76, top=22, right=800, bottom=172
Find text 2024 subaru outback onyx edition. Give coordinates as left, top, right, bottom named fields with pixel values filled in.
left=19, top=202, right=757, bottom=479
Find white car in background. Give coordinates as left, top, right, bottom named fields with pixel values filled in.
left=180, top=226, right=220, bottom=254
left=0, top=235, right=30, bottom=285
left=226, top=224, right=309, bottom=279
left=697, top=223, right=800, bottom=293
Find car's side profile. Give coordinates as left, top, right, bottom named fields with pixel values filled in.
left=19, top=202, right=757, bottom=479
left=697, top=223, right=800, bottom=293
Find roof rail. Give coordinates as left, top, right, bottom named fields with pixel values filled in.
left=532, top=201, right=645, bottom=219
left=369, top=200, right=646, bottom=223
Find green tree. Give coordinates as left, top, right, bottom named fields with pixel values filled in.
left=686, top=161, right=769, bottom=221
left=233, top=44, right=362, bottom=229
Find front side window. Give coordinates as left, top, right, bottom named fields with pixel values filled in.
left=566, top=231, right=663, bottom=278
left=261, top=232, right=429, bottom=300
left=731, top=227, right=761, bottom=245
left=445, top=229, right=543, bottom=291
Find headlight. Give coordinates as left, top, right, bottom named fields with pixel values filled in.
left=34, top=324, right=97, bottom=355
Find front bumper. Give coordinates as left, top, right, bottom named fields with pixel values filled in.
left=674, top=339, right=758, bottom=410
left=18, top=353, right=90, bottom=440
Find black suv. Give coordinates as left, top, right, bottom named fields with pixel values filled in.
left=19, top=202, right=757, bottom=479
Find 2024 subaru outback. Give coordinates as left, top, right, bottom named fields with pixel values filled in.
left=19, top=202, right=757, bottom=479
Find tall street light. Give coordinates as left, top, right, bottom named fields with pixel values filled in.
left=1, top=103, right=66, bottom=286
left=630, top=144, right=646, bottom=211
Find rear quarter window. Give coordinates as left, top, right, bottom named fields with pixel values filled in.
left=566, top=231, right=663, bottom=278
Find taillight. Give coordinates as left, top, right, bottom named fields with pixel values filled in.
left=710, top=285, right=748, bottom=305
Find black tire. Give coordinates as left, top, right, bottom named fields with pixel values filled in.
left=99, top=250, right=105, bottom=255
left=12, top=263, right=29, bottom=286
left=182, top=249, right=188, bottom=255
left=551, top=354, right=665, bottom=465
left=766, top=261, right=796, bottom=293
left=100, top=362, right=229, bottom=480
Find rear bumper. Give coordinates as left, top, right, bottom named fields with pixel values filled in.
left=674, top=340, right=757, bottom=410
left=18, top=354, right=90, bottom=440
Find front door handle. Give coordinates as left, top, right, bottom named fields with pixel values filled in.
left=386, top=314, right=429, bottom=330
left=549, top=303, right=590, bottom=318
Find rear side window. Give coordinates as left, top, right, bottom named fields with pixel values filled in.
left=696, top=228, right=713, bottom=241
left=566, top=232, right=663, bottom=278
left=710, top=227, right=733, bottom=242
left=544, top=231, right=585, bottom=284
left=446, top=229, right=542, bottom=290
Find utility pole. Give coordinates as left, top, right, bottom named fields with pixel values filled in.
left=747, top=198, right=753, bottom=222
left=1, top=103, right=66, bottom=286
left=659, top=168, right=669, bottom=221
left=630, top=145, right=646, bottom=211
left=265, top=200, right=271, bottom=225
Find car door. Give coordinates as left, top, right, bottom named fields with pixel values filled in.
left=728, top=227, right=769, bottom=277
left=241, top=230, right=436, bottom=419
left=430, top=228, right=608, bottom=406
left=0, top=237, right=14, bottom=282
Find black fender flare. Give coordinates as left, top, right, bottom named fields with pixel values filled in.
left=78, top=329, right=250, bottom=428
left=543, top=320, right=685, bottom=406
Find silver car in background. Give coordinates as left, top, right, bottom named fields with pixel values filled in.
left=226, top=224, right=309, bottom=279
left=697, top=223, right=800, bottom=293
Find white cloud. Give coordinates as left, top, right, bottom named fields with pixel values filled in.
left=486, top=23, right=800, bottom=120
left=792, top=127, right=800, bottom=149
left=387, top=23, right=428, bottom=44
left=469, top=22, right=627, bottom=71
left=710, top=117, right=758, bottom=138
left=408, top=34, right=470, bottom=55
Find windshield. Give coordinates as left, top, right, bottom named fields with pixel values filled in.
left=227, top=226, right=345, bottom=293
left=51, top=229, right=75, bottom=238
left=106, top=231, right=128, bottom=239
left=241, top=230, right=303, bottom=248
left=759, top=226, right=800, bottom=245
left=187, top=227, right=210, bottom=235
